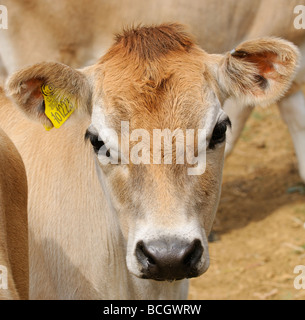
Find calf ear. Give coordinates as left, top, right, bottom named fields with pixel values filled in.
left=6, top=62, right=92, bottom=128
left=216, top=38, right=300, bottom=106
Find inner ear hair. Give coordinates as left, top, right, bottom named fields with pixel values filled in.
left=6, top=62, right=93, bottom=122
left=219, top=37, right=300, bottom=106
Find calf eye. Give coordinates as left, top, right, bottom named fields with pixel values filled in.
left=85, top=130, right=110, bottom=157
left=208, top=117, right=231, bottom=149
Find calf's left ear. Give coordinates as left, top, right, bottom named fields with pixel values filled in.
left=216, top=37, right=300, bottom=106
left=6, top=62, right=92, bottom=128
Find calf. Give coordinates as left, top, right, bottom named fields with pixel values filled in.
left=2, top=24, right=299, bottom=299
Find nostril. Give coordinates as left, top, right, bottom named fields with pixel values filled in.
left=136, top=241, right=156, bottom=267
left=183, top=239, right=203, bottom=267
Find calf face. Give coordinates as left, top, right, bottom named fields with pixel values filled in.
left=7, top=24, right=299, bottom=281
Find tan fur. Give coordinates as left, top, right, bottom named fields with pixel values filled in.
left=95, top=28, right=222, bottom=237
left=0, top=0, right=304, bottom=73
left=0, top=91, right=132, bottom=299
left=1, top=24, right=299, bottom=299
left=0, top=124, right=28, bottom=300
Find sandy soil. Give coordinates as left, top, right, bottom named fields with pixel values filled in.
left=188, top=103, right=305, bottom=300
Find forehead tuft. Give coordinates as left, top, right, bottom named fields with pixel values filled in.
left=101, top=23, right=196, bottom=63
left=93, top=24, right=217, bottom=132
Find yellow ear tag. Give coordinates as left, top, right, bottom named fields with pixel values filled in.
left=43, top=123, right=54, bottom=131
left=41, top=84, right=76, bottom=130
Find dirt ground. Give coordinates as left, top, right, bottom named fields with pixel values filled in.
left=188, top=103, right=305, bottom=300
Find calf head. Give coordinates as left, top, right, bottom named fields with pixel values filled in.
left=7, top=24, right=299, bottom=281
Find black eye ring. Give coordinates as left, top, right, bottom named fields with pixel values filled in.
left=208, top=117, right=231, bottom=150
left=85, top=130, right=110, bottom=157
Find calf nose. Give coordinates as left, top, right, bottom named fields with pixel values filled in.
left=135, top=239, right=203, bottom=281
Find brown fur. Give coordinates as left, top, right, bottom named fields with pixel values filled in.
left=105, top=23, right=195, bottom=62
left=0, top=125, right=28, bottom=300
left=95, top=25, right=210, bottom=123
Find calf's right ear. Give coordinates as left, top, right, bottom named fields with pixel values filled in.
left=6, top=62, right=92, bottom=128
